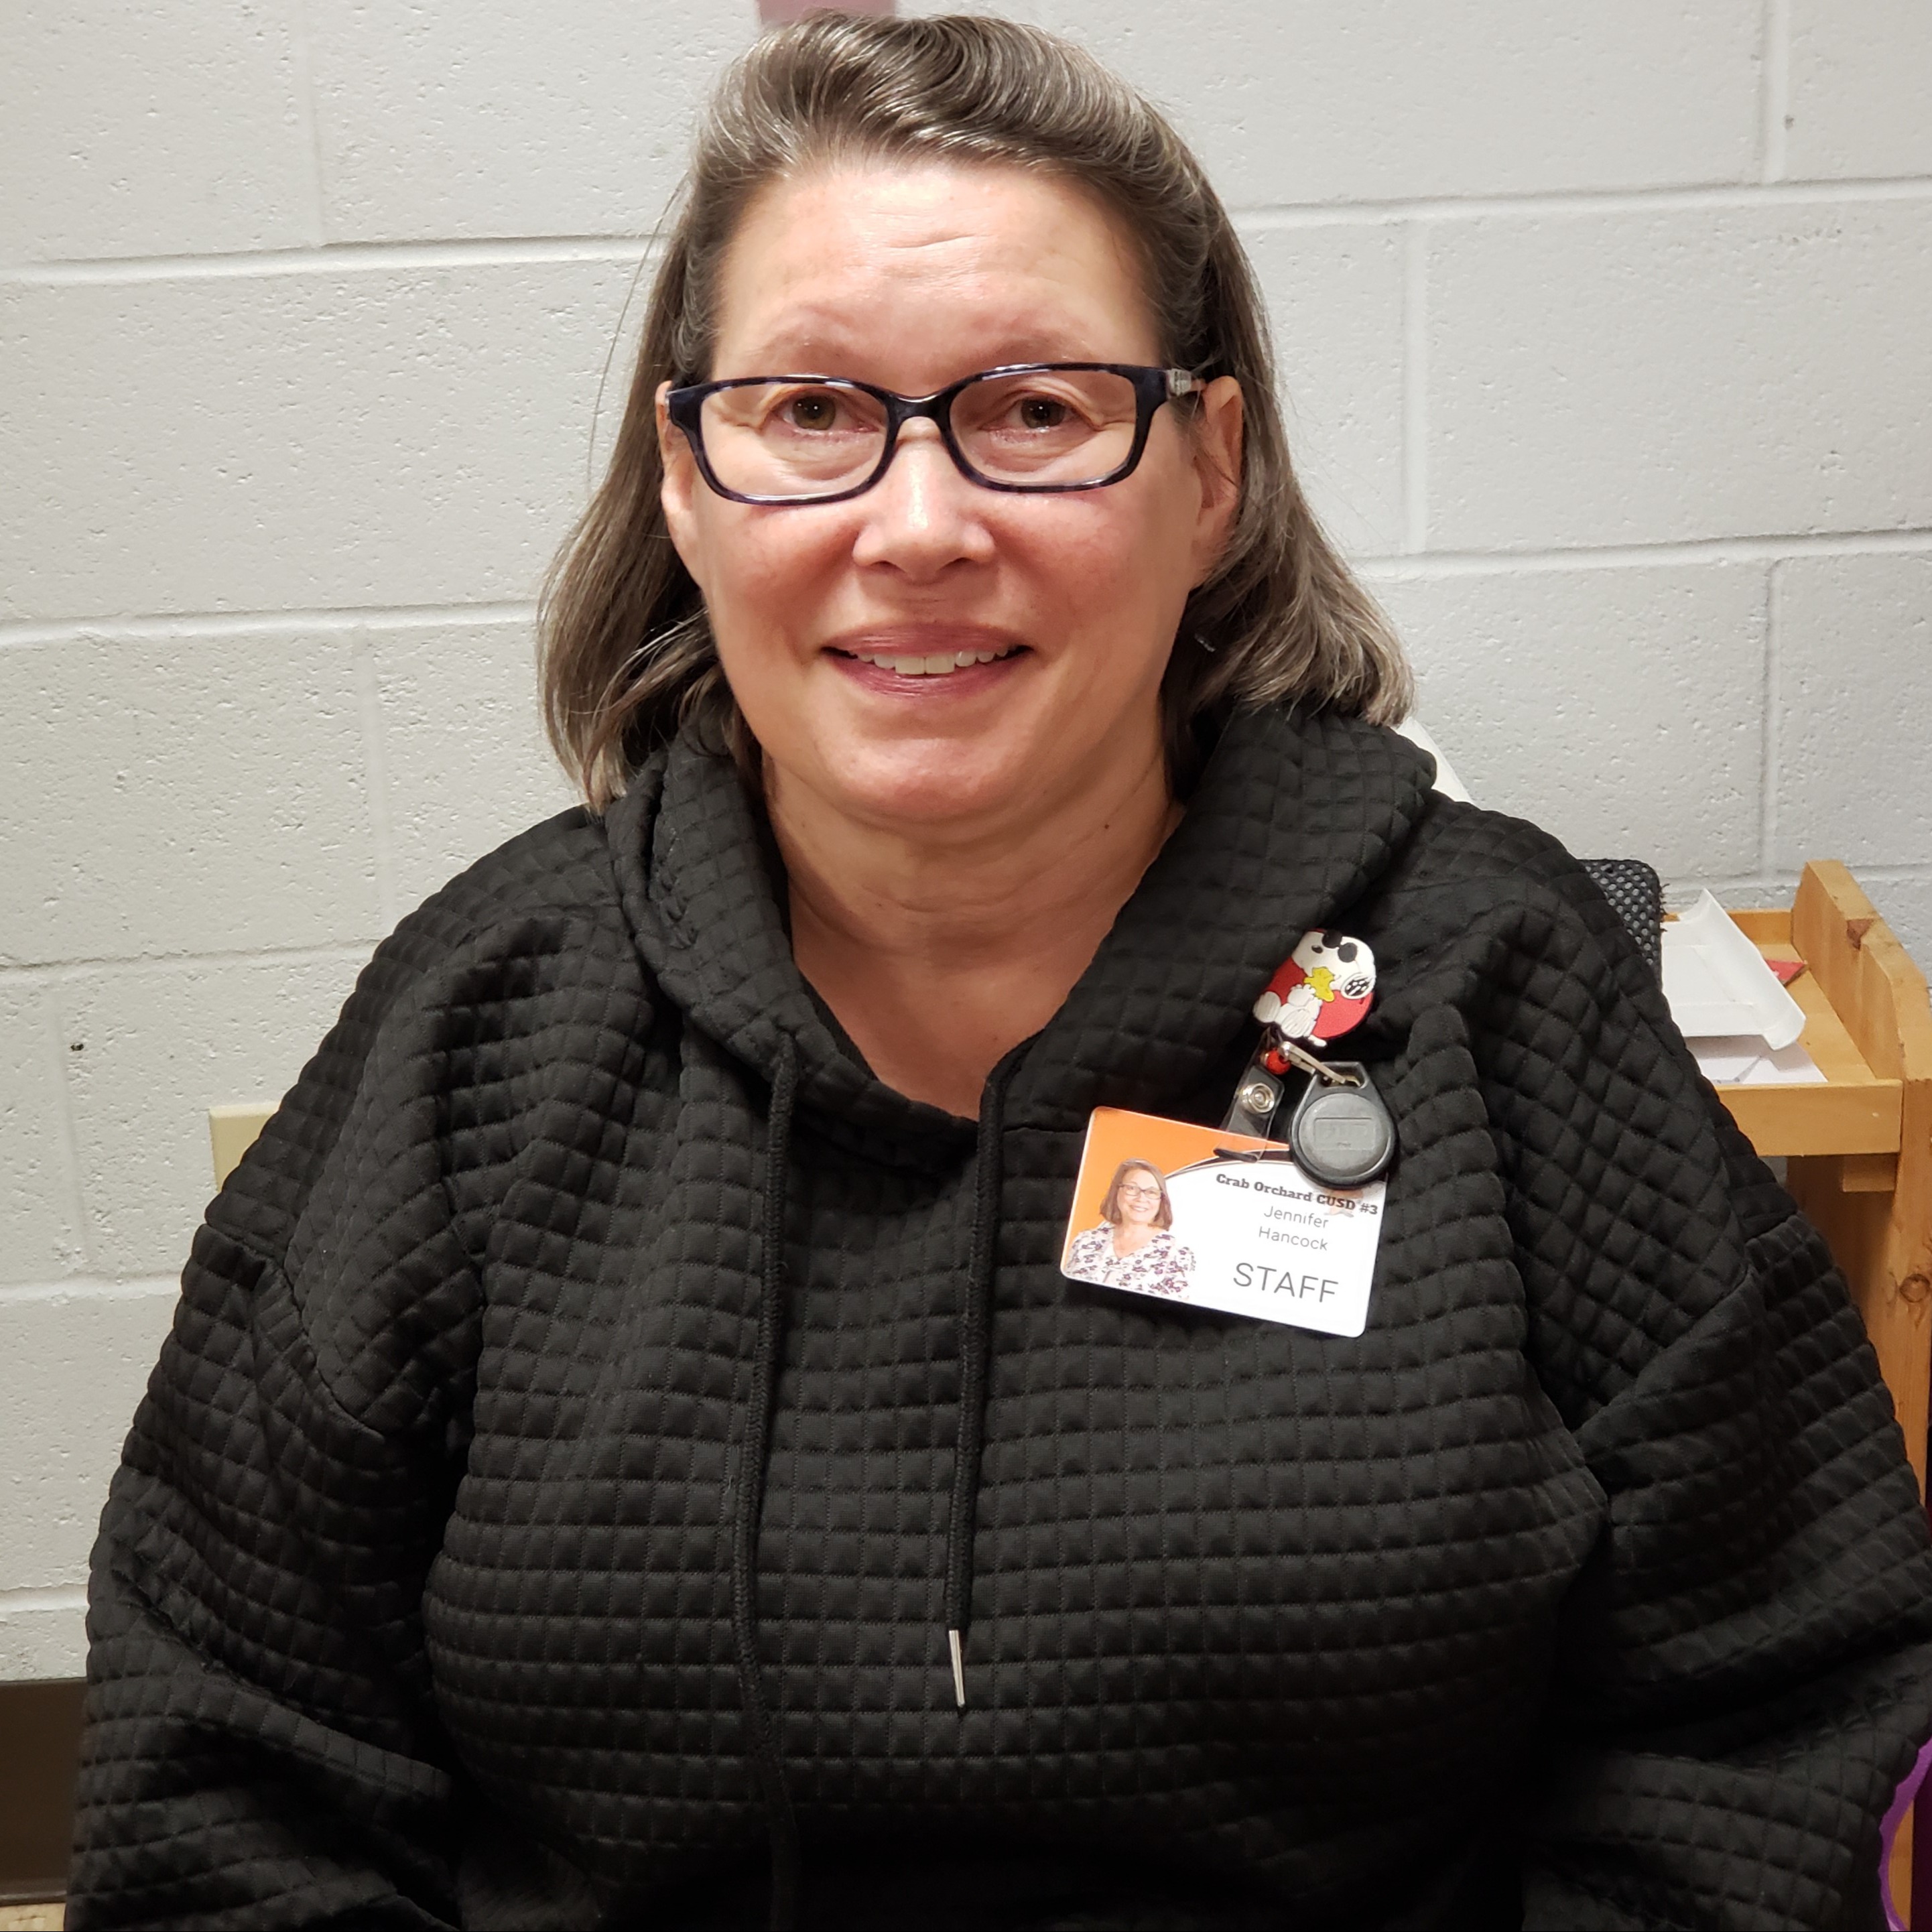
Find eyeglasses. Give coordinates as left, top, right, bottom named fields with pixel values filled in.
left=665, top=363, right=1204, bottom=507
left=1117, top=1183, right=1165, bottom=1202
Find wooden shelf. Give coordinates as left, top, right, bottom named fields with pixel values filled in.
left=1715, top=933, right=1905, bottom=1157
left=1712, top=864, right=1932, bottom=1490
left=1715, top=862, right=1932, bottom=1927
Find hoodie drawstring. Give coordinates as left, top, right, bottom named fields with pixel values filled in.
left=942, top=1048, right=1025, bottom=1710
left=732, top=1029, right=1020, bottom=1927
left=730, top=1033, right=801, bottom=1932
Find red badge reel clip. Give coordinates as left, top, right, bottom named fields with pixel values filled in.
left=1221, top=930, right=1397, bottom=1189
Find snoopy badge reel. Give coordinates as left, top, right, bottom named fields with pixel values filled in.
left=1252, top=930, right=1377, bottom=1059
left=1223, top=930, right=1397, bottom=1190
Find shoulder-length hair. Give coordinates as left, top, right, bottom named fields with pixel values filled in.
left=539, top=12, right=1413, bottom=810
left=1100, top=1160, right=1173, bottom=1232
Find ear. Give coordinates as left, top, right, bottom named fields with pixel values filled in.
left=657, top=381, right=705, bottom=581
left=1187, top=376, right=1244, bottom=586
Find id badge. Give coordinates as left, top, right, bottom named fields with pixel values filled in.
left=1061, top=1106, right=1385, bottom=1338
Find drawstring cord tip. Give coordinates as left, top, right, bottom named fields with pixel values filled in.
left=948, top=1628, right=966, bottom=1710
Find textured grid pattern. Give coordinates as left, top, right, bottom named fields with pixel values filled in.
left=1578, top=859, right=1663, bottom=979
left=68, top=708, right=1932, bottom=1929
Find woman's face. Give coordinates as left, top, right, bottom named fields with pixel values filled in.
left=659, top=160, right=1243, bottom=835
left=1116, top=1172, right=1165, bottom=1228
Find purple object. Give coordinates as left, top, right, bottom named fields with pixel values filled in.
left=1882, top=1736, right=1932, bottom=1930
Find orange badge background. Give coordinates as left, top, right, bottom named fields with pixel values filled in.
left=1065, top=1108, right=1277, bottom=1256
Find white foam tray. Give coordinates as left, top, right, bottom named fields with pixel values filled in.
left=1662, top=890, right=1807, bottom=1050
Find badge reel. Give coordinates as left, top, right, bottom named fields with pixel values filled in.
left=1221, top=931, right=1396, bottom=1191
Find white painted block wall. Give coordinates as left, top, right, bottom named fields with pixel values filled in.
left=3, top=0, right=1928, bottom=1681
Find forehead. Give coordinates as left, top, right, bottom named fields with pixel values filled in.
left=708, top=159, right=1161, bottom=383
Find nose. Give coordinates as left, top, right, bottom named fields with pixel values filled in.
left=848, top=420, right=996, bottom=578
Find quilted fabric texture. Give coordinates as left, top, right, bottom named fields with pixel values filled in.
left=68, top=706, right=1932, bottom=1930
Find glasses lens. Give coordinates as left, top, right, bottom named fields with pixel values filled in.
left=698, top=382, right=888, bottom=499
left=951, top=368, right=1140, bottom=487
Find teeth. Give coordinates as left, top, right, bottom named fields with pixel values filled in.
left=852, top=645, right=1016, bottom=677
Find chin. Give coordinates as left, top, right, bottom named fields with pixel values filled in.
left=813, top=740, right=1030, bottom=830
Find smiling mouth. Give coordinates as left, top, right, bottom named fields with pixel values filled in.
left=838, top=644, right=1025, bottom=679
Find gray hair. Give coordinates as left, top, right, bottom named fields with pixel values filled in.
left=539, top=11, right=1413, bottom=809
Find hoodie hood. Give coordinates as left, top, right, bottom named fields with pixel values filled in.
left=606, top=703, right=1438, bottom=1134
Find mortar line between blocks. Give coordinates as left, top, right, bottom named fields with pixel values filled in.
left=1358, top=529, right=1932, bottom=576
left=0, top=1277, right=182, bottom=1309
left=1229, top=176, right=1932, bottom=230
left=0, top=1586, right=89, bottom=1613
left=38, top=993, right=100, bottom=1279
left=1402, top=224, right=1427, bottom=556
left=2, top=238, right=659, bottom=286
left=352, top=632, right=401, bottom=929
left=0, top=943, right=375, bottom=981
left=1681, top=868, right=1799, bottom=893
left=284, top=0, right=329, bottom=247
left=10, top=180, right=1932, bottom=284
left=1760, top=559, right=1783, bottom=879
left=1761, top=0, right=1793, bottom=184
left=0, top=603, right=537, bottom=649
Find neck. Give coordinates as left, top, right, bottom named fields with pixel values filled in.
left=773, top=740, right=1178, bottom=1117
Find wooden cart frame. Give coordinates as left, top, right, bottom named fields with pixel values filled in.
left=1725, top=862, right=1932, bottom=1923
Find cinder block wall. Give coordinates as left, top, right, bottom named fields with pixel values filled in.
left=3, top=0, right=1928, bottom=1680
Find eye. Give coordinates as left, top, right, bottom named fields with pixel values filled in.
left=1017, top=395, right=1072, bottom=431
left=982, top=383, right=1100, bottom=437
left=783, top=391, right=840, bottom=431
left=1336, top=942, right=1358, bottom=962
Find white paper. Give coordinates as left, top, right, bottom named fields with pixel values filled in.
left=1662, top=891, right=1807, bottom=1049
left=1691, top=1034, right=1825, bottom=1086
left=1393, top=716, right=1475, bottom=804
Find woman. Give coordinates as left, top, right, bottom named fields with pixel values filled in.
left=1065, top=1159, right=1195, bottom=1297
left=70, top=15, right=1932, bottom=1931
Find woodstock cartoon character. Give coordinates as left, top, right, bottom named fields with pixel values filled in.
left=1253, top=930, right=1377, bottom=1053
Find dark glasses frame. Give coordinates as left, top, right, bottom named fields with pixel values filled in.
left=664, top=361, right=1204, bottom=507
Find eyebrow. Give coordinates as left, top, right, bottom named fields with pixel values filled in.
left=709, top=352, right=1139, bottom=399
left=717, top=317, right=1114, bottom=379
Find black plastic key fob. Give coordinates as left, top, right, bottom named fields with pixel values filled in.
left=1288, top=1063, right=1397, bottom=1189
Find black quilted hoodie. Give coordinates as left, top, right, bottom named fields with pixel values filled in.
left=71, top=708, right=1932, bottom=1930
